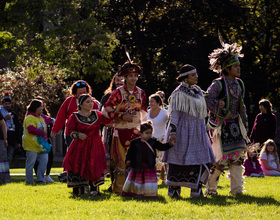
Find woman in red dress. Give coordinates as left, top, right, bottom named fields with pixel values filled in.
left=62, top=94, right=111, bottom=196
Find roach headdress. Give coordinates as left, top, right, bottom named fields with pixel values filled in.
left=209, top=33, right=243, bottom=74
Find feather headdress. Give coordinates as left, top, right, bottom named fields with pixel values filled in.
left=209, top=32, right=243, bottom=74
left=117, top=46, right=143, bottom=76
left=246, top=142, right=261, bottom=153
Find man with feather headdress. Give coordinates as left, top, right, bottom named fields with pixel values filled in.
left=103, top=61, right=148, bottom=194
left=204, top=37, right=250, bottom=195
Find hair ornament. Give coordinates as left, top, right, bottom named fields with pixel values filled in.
left=209, top=31, right=243, bottom=74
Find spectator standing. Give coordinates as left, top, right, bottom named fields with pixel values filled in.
left=155, top=91, right=168, bottom=110
left=274, top=111, right=280, bottom=161
left=34, top=96, right=55, bottom=183
left=22, top=99, right=51, bottom=184
left=148, top=93, right=169, bottom=183
left=0, top=112, right=9, bottom=184
left=0, top=92, right=21, bottom=166
left=250, top=99, right=277, bottom=145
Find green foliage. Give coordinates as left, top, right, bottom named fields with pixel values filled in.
left=0, top=0, right=119, bottom=83
left=0, top=58, right=70, bottom=123
left=2, top=170, right=280, bottom=219
left=1, top=0, right=280, bottom=115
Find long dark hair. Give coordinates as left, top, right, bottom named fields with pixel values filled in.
left=104, top=73, right=119, bottom=94
left=259, top=99, right=272, bottom=114
left=27, top=99, right=42, bottom=114
left=35, top=96, right=50, bottom=116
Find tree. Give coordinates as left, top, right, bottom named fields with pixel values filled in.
left=100, top=0, right=246, bottom=96
left=237, top=0, right=280, bottom=110
left=0, top=58, right=69, bottom=124
left=0, top=0, right=118, bottom=83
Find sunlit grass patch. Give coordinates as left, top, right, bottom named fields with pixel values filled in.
left=1, top=169, right=280, bottom=219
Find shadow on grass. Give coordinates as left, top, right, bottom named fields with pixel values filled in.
left=69, top=190, right=168, bottom=203
left=174, top=194, right=280, bottom=206
left=9, top=176, right=26, bottom=183
left=68, top=188, right=119, bottom=201
left=10, top=176, right=61, bottom=184
left=120, top=194, right=167, bottom=203
left=157, top=184, right=226, bottom=190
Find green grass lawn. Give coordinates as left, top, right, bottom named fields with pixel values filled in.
left=1, top=167, right=280, bottom=220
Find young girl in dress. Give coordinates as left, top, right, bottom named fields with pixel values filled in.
left=122, top=121, right=175, bottom=199
left=260, top=139, right=280, bottom=176
left=243, top=150, right=264, bottom=177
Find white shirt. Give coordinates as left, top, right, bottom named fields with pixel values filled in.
left=148, top=108, right=169, bottom=140
left=261, top=152, right=278, bottom=170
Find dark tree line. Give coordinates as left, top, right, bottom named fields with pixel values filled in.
left=1, top=0, right=280, bottom=127
left=99, top=0, right=280, bottom=109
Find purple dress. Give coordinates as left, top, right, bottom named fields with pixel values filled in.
left=162, top=83, right=215, bottom=189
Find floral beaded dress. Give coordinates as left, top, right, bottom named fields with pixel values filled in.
left=62, top=110, right=111, bottom=188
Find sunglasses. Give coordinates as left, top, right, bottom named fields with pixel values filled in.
left=75, top=82, right=86, bottom=87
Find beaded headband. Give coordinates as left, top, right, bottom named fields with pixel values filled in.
left=176, top=69, right=197, bottom=81
left=222, top=55, right=240, bottom=70
left=121, top=68, right=140, bottom=76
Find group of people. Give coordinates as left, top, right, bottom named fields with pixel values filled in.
left=243, top=98, right=279, bottom=177
left=1, top=39, right=280, bottom=200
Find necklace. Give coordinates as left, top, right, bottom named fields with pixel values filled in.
left=79, top=111, right=92, bottom=122
left=227, top=81, right=241, bottom=99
